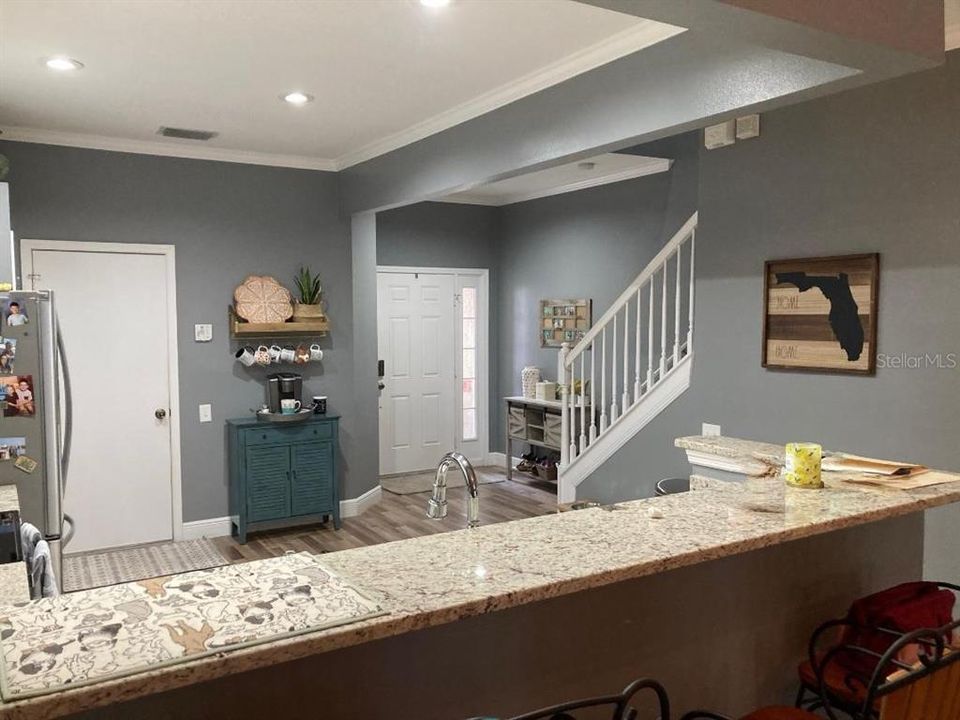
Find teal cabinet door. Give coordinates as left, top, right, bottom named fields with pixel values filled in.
left=290, top=442, right=334, bottom=516
left=245, top=445, right=291, bottom=522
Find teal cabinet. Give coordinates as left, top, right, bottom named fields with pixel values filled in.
left=228, top=415, right=340, bottom=543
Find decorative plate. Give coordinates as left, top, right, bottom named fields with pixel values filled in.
left=234, top=275, right=293, bottom=323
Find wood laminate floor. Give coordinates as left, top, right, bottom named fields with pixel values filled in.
left=214, top=468, right=557, bottom=564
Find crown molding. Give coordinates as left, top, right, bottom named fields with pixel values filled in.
left=333, top=20, right=686, bottom=170
left=441, top=157, right=673, bottom=207
left=947, top=22, right=960, bottom=51
left=0, top=126, right=339, bottom=171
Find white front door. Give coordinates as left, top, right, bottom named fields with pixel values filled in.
left=377, top=272, right=456, bottom=475
left=22, top=242, right=178, bottom=553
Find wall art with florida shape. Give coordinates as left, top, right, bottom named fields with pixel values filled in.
left=762, top=253, right=879, bottom=375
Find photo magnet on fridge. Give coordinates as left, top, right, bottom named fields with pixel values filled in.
left=1, top=375, right=35, bottom=417
left=3, top=301, right=28, bottom=328
left=0, top=337, right=16, bottom=374
left=0, top=437, right=26, bottom=461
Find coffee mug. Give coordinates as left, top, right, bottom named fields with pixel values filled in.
left=254, top=345, right=271, bottom=366
left=280, top=399, right=301, bottom=415
left=294, top=344, right=310, bottom=364
left=268, top=344, right=283, bottom=363
left=309, top=344, right=323, bottom=362
left=235, top=346, right=256, bottom=367
left=280, top=346, right=296, bottom=363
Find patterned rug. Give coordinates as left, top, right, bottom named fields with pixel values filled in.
left=1, top=553, right=385, bottom=700
left=63, top=539, right=228, bottom=593
left=380, top=466, right=506, bottom=495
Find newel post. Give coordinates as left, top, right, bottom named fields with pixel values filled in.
left=558, top=342, right=571, bottom=469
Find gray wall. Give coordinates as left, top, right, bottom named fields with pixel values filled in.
left=0, top=142, right=354, bottom=522
left=581, top=51, right=960, bottom=580
left=494, top=133, right=699, bottom=450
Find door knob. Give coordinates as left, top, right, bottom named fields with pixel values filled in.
left=155, top=409, right=167, bottom=420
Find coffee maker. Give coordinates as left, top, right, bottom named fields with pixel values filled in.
left=266, top=373, right=303, bottom=414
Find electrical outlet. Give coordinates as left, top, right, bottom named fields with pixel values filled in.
left=702, top=423, right=721, bottom=437
left=194, top=324, right=213, bottom=342
left=199, top=404, right=212, bottom=423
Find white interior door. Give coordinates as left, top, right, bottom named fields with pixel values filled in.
left=22, top=242, right=177, bottom=553
left=378, top=272, right=456, bottom=475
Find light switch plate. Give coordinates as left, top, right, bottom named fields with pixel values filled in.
left=194, top=324, right=213, bottom=342
left=702, top=423, right=721, bottom=437
left=199, top=404, right=212, bottom=423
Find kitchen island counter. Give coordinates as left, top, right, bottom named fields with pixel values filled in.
left=1, top=437, right=959, bottom=719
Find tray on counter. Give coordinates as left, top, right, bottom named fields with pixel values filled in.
left=256, top=408, right=313, bottom=423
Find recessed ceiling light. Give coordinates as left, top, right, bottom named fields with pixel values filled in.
left=420, top=0, right=450, bottom=7
left=45, top=56, right=84, bottom=71
left=282, top=91, right=314, bottom=106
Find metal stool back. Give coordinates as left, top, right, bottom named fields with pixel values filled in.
left=467, top=678, right=670, bottom=720
left=655, top=477, right=689, bottom=496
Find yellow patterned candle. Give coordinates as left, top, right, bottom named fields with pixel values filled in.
left=784, top=442, right=824, bottom=489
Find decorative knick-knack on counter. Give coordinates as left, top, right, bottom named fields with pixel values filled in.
left=784, top=442, right=824, bottom=488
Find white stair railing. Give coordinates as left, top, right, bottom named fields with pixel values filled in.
left=558, top=212, right=697, bottom=474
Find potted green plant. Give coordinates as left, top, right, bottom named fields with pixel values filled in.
left=292, top=266, right=324, bottom=321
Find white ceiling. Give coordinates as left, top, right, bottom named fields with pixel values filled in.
left=442, top=153, right=672, bottom=206
left=0, top=0, right=684, bottom=170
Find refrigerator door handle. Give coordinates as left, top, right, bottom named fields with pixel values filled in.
left=56, top=318, right=75, bottom=548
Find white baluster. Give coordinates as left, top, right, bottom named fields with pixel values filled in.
left=634, top=287, right=642, bottom=401
left=673, top=245, right=682, bottom=366
left=621, top=304, right=630, bottom=412
left=559, top=343, right=570, bottom=468
left=659, top=263, right=667, bottom=378
left=610, top=314, right=619, bottom=422
left=600, top=328, right=608, bottom=433
left=647, top=279, right=654, bottom=390
left=579, top=355, right=587, bottom=454
left=589, top=342, right=597, bottom=443
left=687, top=229, right=696, bottom=353
left=568, top=351, right=578, bottom=461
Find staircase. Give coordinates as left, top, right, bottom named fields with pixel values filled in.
left=557, top=212, right=697, bottom=502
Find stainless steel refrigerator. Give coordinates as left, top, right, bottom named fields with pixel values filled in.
left=0, top=290, right=71, bottom=590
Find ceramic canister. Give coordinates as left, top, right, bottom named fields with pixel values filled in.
left=521, top=366, right=541, bottom=399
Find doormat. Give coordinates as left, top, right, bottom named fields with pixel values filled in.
left=380, top=466, right=506, bottom=495
left=63, top=538, right=228, bottom=593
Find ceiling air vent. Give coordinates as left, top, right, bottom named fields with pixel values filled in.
left=157, top=126, right=219, bottom=141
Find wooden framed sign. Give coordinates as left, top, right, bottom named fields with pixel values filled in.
left=762, top=253, right=879, bottom=374
left=540, top=298, right=591, bottom=348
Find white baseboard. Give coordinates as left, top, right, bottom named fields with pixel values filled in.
left=486, top=451, right=523, bottom=468
left=181, top=486, right=383, bottom=540
left=340, top=484, right=382, bottom=518
left=182, top=516, right=232, bottom=540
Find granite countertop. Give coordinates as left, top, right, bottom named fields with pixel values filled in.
left=0, top=485, right=28, bottom=608
left=2, top=437, right=960, bottom=719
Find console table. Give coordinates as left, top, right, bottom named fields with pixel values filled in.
left=227, top=415, right=340, bottom=543
left=504, top=396, right=590, bottom=481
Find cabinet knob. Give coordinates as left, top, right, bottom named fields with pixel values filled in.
left=155, top=408, right=167, bottom=420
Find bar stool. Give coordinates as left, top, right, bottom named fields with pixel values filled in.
left=466, top=677, right=670, bottom=719
left=655, top=477, right=689, bottom=496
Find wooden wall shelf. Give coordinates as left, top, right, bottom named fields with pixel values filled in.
left=229, top=306, right=329, bottom=338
